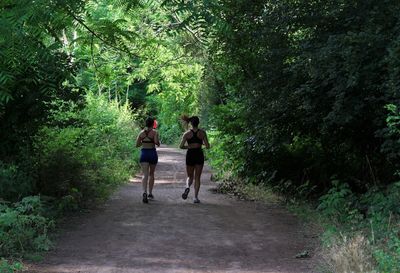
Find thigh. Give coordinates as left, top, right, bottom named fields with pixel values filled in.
left=141, top=162, right=150, bottom=173
left=194, top=164, right=203, bottom=178
left=149, top=164, right=156, bottom=175
left=186, top=165, right=195, bottom=178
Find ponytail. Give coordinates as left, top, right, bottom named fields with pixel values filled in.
left=181, top=115, right=200, bottom=127
left=181, top=114, right=190, bottom=123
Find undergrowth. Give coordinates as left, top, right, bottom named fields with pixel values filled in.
left=0, top=196, right=53, bottom=272
left=214, top=177, right=281, bottom=204
left=0, top=259, right=23, bottom=273
left=0, top=93, right=140, bottom=271
left=214, top=177, right=400, bottom=273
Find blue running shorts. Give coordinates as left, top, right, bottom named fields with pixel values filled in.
left=140, top=148, right=158, bottom=165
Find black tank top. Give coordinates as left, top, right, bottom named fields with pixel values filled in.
left=142, top=130, right=154, bottom=143
left=187, top=129, right=203, bottom=144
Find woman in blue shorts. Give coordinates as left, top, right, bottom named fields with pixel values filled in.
left=179, top=116, right=210, bottom=203
left=136, top=117, right=160, bottom=203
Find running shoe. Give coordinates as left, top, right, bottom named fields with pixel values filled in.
left=182, top=188, right=190, bottom=200
left=148, top=193, right=154, bottom=199
left=142, top=192, right=148, bottom=203
left=193, top=198, right=200, bottom=204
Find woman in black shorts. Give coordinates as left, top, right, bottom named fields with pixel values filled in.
left=179, top=116, right=210, bottom=203
left=136, top=117, right=160, bottom=203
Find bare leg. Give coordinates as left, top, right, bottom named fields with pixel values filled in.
left=141, top=162, right=150, bottom=193
left=194, top=164, right=204, bottom=199
left=182, top=165, right=195, bottom=200
left=186, top=165, right=195, bottom=188
left=149, top=164, right=156, bottom=195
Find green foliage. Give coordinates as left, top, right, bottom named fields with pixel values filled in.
left=374, top=231, right=400, bottom=273
left=190, top=0, right=400, bottom=195
left=206, top=101, right=247, bottom=176
left=67, top=0, right=205, bottom=144
left=0, top=196, right=53, bottom=257
left=0, top=0, right=84, bottom=104
left=317, top=181, right=355, bottom=224
left=153, top=62, right=203, bottom=143
left=0, top=0, right=203, bottom=266
left=380, top=104, right=400, bottom=171
left=2, top=0, right=400, bottom=271
left=361, top=183, right=400, bottom=221
left=0, top=259, right=23, bottom=273
left=315, top=181, right=400, bottom=272
left=34, top=93, right=138, bottom=205
left=0, top=0, right=85, bottom=161
left=0, top=163, right=33, bottom=202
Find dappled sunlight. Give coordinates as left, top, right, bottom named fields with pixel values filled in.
left=25, top=147, right=315, bottom=273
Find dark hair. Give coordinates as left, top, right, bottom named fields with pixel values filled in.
left=181, top=114, right=190, bottom=122
left=145, top=117, right=154, bottom=128
left=189, top=116, right=199, bottom=127
left=181, top=115, right=200, bottom=127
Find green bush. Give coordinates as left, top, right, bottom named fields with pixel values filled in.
left=381, top=104, right=400, bottom=171
left=34, top=93, right=139, bottom=206
left=317, top=181, right=352, bottom=215
left=374, top=230, right=400, bottom=273
left=360, top=182, right=400, bottom=229
left=317, top=180, right=363, bottom=225
left=158, top=123, right=181, bottom=144
left=0, top=162, right=34, bottom=202
left=316, top=181, right=400, bottom=272
left=358, top=183, right=400, bottom=273
left=0, top=196, right=53, bottom=257
left=206, top=101, right=248, bottom=178
left=0, top=259, right=23, bottom=273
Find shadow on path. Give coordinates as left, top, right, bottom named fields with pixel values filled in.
left=25, top=146, right=317, bottom=273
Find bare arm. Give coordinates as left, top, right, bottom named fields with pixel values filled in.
left=179, top=133, right=188, bottom=149
left=203, top=130, right=210, bottom=149
left=136, top=131, right=143, bottom=147
left=154, top=131, right=161, bottom=147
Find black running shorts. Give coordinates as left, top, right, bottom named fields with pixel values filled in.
left=186, top=148, right=204, bottom=166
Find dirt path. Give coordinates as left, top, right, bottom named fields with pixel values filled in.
left=26, top=146, right=317, bottom=273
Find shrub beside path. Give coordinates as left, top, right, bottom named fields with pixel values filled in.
left=26, top=146, right=318, bottom=273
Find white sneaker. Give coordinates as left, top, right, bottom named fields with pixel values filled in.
left=193, top=198, right=200, bottom=204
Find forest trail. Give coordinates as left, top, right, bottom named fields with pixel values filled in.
left=26, top=146, right=317, bottom=273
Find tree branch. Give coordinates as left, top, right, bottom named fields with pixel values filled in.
left=172, top=12, right=207, bottom=45
left=146, top=54, right=192, bottom=79
left=66, top=9, right=141, bottom=59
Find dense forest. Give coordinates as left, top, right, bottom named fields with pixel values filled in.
left=1, top=0, right=399, bottom=272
